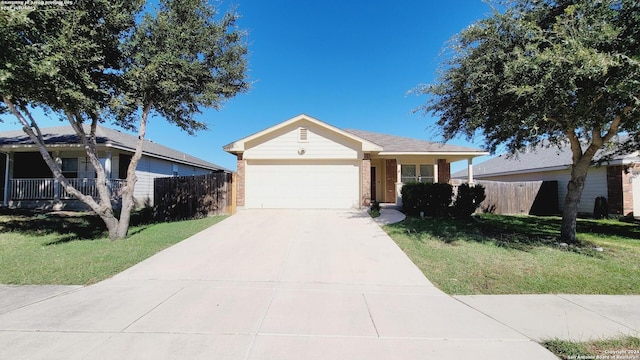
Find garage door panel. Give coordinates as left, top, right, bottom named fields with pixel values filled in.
left=245, top=162, right=360, bottom=209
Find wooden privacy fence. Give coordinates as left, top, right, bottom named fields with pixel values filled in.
left=476, top=180, right=559, bottom=216
left=154, top=173, right=235, bottom=220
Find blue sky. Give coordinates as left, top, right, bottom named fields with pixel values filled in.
left=0, top=0, right=494, bottom=171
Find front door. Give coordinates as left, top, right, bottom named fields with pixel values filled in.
left=370, top=167, right=376, bottom=201
left=385, top=159, right=397, bottom=203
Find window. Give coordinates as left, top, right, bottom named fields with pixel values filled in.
left=61, top=158, right=78, bottom=178
left=77, top=157, right=96, bottom=179
left=118, top=154, right=132, bottom=179
left=13, top=153, right=50, bottom=178
left=298, top=127, right=308, bottom=142
left=401, top=164, right=435, bottom=184
left=419, top=165, right=434, bottom=183
left=401, top=165, right=417, bottom=183
left=172, top=164, right=179, bottom=177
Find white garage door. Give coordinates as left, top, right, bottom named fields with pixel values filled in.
left=245, top=161, right=360, bottom=209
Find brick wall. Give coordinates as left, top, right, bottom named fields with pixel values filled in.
left=607, top=165, right=634, bottom=216
left=361, top=157, right=371, bottom=207
left=437, top=159, right=451, bottom=183
left=621, top=166, right=635, bottom=216
left=236, top=154, right=245, bottom=207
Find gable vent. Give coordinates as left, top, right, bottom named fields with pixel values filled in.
left=298, top=127, right=308, bottom=142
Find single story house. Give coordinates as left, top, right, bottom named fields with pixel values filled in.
left=224, top=114, right=488, bottom=209
left=452, top=143, right=640, bottom=217
left=0, top=125, right=229, bottom=209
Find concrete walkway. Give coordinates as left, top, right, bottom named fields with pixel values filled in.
left=376, top=207, right=640, bottom=342
left=0, top=209, right=557, bottom=360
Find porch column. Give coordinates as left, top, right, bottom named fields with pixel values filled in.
left=361, top=154, right=371, bottom=207
left=104, top=151, right=113, bottom=196
left=433, top=161, right=439, bottom=183
left=3, top=152, right=9, bottom=206
left=104, top=151, right=112, bottom=179
left=53, top=152, right=61, bottom=202
left=467, top=158, right=474, bottom=183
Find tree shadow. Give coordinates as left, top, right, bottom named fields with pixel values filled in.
left=0, top=207, right=161, bottom=245
left=0, top=209, right=106, bottom=241
left=388, top=214, right=638, bottom=255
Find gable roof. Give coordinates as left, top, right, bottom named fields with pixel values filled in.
left=453, top=142, right=640, bottom=178
left=224, top=114, right=383, bottom=154
left=344, top=129, right=488, bottom=155
left=224, top=113, right=487, bottom=157
left=0, top=125, right=229, bottom=172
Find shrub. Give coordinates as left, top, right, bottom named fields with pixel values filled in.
left=401, top=182, right=453, bottom=217
left=430, top=183, right=454, bottom=217
left=369, top=200, right=381, bottom=218
left=451, top=183, right=486, bottom=218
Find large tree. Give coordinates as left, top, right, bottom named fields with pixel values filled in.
left=0, top=0, right=249, bottom=239
left=418, top=0, right=640, bottom=243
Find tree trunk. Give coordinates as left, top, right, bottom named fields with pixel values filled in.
left=3, top=97, right=144, bottom=241
left=116, top=187, right=136, bottom=239
left=560, top=168, right=588, bottom=244
left=100, top=212, right=121, bottom=240
left=560, top=128, right=611, bottom=244
left=111, top=101, right=153, bottom=240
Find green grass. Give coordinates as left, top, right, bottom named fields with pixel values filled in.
left=0, top=210, right=226, bottom=285
left=542, top=337, right=640, bottom=359
left=384, top=214, right=640, bottom=295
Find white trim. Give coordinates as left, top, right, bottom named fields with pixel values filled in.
left=379, top=151, right=490, bottom=156
left=224, top=114, right=383, bottom=153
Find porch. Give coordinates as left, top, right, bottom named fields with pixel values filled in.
left=5, top=178, right=126, bottom=209
left=367, top=156, right=477, bottom=205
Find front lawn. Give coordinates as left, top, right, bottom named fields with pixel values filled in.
left=384, top=214, right=640, bottom=295
left=0, top=210, right=226, bottom=285
left=543, top=337, right=640, bottom=360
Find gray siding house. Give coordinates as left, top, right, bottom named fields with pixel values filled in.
left=0, top=125, right=229, bottom=210
left=453, top=144, right=640, bottom=217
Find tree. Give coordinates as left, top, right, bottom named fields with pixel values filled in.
left=417, top=0, right=640, bottom=243
left=0, top=0, right=249, bottom=239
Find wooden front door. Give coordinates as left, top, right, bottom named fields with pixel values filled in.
left=385, top=159, right=397, bottom=203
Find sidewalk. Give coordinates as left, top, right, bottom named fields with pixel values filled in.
left=0, top=209, right=554, bottom=360
left=374, top=207, right=640, bottom=342
left=0, top=208, right=637, bottom=360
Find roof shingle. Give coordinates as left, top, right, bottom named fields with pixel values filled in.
left=453, top=142, right=640, bottom=178
left=344, top=129, right=485, bottom=153
left=0, top=125, right=228, bottom=172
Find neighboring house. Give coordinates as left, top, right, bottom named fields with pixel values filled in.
left=0, top=125, right=229, bottom=210
left=224, top=114, right=488, bottom=209
left=452, top=143, right=640, bottom=217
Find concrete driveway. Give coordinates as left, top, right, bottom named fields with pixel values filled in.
left=0, top=210, right=556, bottom=359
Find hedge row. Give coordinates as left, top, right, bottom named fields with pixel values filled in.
left=400, top=182, right=486, bottom=218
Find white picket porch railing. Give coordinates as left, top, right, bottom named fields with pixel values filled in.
left=9, top=178, right=126, bottom=200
